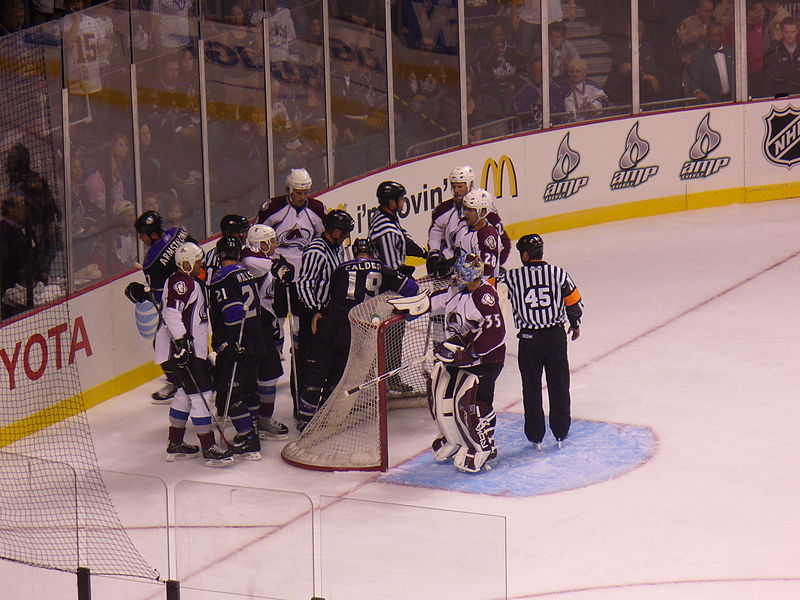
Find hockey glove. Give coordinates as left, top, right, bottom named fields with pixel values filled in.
left=397, top=264, right=416, bottom=278
left=124, top=282, right=149, bottom=304
left=270, top=256, right=294, bottom=283
left=425, top=251, right=443, bottom=276
left=218, top=340, right=247, bottom=361
left=172, top=336, right=194, bottom=367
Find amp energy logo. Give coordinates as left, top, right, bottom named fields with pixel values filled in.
left=610, top=122, right=658, bottom=190
left=544, top=133, right=589, bottom=202
left=680, top=113, right=730, bottom=180
left=481, top=154, right=519, bottom=199
left=762, top=105, right=800, bottom=168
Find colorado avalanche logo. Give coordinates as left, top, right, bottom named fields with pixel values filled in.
left=481, top=293, right=496, bottom=306
left=763, top=105, right=800, bottom=168
left=446, top=311, right=465, bottom=334
left=279, top=227, right=312, bottom=248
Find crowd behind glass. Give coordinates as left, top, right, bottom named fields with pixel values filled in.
left=2, top=0, right=799, bottom=320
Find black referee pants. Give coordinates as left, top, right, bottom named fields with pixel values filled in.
left=518, top=326, right=571, bottom=443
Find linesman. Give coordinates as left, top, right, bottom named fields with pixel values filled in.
left=368, top=180, right=428, bottom=276
left=499, top=234, right=583, bottom=450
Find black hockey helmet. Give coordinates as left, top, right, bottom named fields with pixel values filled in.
left=517, top=233, right=544, bottom=259
left=352, top=238, right=375, bottom=257
left=376, top=181, right=406, bottom=205
left=324, top=209, right=355, bottom=233
left=135, top=210, right=163, bottom=236
left=220, top=214, right=249, bottom=237
left=216, top=235, right=242, bottom=261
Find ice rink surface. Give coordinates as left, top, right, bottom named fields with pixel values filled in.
left=5, top=198, right=800, bottom=599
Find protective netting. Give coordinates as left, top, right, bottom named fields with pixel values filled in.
left=0, top=25, right=157, bottom=579
left=282, top=276, right=449, bottom=471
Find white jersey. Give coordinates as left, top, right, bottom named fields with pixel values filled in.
left=63, top=13, right=110, bottom=94
left=453, top=223, right=501, bottom=278
left=154, top=271, right=209, bottom=364
left=152, top=0, right=194, bottom=48
left=427, top=198, right=464, bottom=260
left=241, top=249, right=277, bottom=315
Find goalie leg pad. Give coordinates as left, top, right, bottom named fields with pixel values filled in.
left=453, top=371, right=497, bottom=456
left=429, top=362, right=462, bottom=460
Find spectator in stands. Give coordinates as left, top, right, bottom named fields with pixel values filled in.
left=606, top=19, right=662, bottom=106
left=150, top=0, right=195, bottom=50
left=85, top=149, right=124, bottom=218
left=471, top=21, right=528, bottom=87
left=742, top=0, right=766, bottom=97
left=764, top=0, right=791, bottom=44
left=510, top=55, right=565, bottom=128
left=0, top=193, right=38, bottom=318
left=714, top=0, right=734, bottom=27
left=253, top=0, right=296, bottom=63
left=111, top=200, right=138, bottom=269
left=110, top=133, right=134, bottom=205
left=509, top=0, right=577, bottom=58
left=0, top=0, right=26, bottom=36
left=764, top=17, right=800, bottom=96
left=138, top=122, right=168, bottom=193
left=677, top=0, right=716, bottom=68
left=563, top=57, right=608, bottom=122
left=401, top=0, right=449, bottom=52
left=689, top=21, right=734, bottom=103
left=547, top=20, right=580, bottom=84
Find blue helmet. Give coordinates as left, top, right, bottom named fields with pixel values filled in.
left=453, top=253, right=483, bottom=285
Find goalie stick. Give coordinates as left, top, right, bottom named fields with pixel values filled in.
left=343, top=349, right=435, bottom=397
left=145, top=288, right=235, bottom=447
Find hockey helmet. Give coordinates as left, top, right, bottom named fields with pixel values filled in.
left=352, top=237, right=376, bottom=257
left=220, top=214, right=249, bottom=237
left=135, top=210, right=163, bottom=236
left=448, top=165, right=476, bottom=186
left=216, top=235, right=241, bottom=261
left=376, top=181, right=406, bottom=206
left=246, top=224, right=277, bottom=252
left=285, top=168, right=313, bottom=191
left=175, top=242, right=204, bottom=274
left=516, top=233, right=544, bottom=259
left=324, top=209, right=355, bottom=233
left=462, top=188, right=494, bottom=219
left=453, top=253, right=484, bottom=285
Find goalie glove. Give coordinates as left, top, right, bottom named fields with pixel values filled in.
left=433, top=335, right=474, bottom=365
left=388, top=289, right=430, bottom=317
left=124, top=282, right=149, bottom=304
left=172, top=336, right=194, bottom=367
left=270, top=256, right=294, bottom=283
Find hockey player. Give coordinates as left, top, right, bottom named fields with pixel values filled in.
left=159, top=242, right=234, bottom=467
left=297, top=238, right=421, bottom=429
left=255, top=168, right=326, bottom=357
left=454, top=189, right=502, bottom=279
left=426, top=166, right=510, bottom=277
left=294, top=209, right=354, bottom=422
left=124, top=210, right=194, bottom=404
left=204, top=214, right=249, bottom=281
left=239, top=224, right=294, bottom=440
left=390, top=253, right=506, bottom=473
left=368, top=180, right=428, bottom=275
left=207, top=236, right=264, bottom=460
left=499, top=234, right=582, bottom=449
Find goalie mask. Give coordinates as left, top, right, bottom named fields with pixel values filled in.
left=247, top=224, right=277, bottom=253
left=175, top=242, right=204, bottom=274
left=454, top=253, right=483, bottom=285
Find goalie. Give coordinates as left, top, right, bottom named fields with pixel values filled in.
left=390, top=253, right=506, bottom=473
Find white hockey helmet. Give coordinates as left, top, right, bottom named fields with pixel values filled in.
left=462, top=188, right=494, bottom=219
left=285, top=168, right=313, bottom=192
left=454, top=253, right=484, bottom=285
left=247, top=224, right=277, bottom=252
left=449, top=165, right=476, bottom=186
left=175, top=242, right=204, bottom=274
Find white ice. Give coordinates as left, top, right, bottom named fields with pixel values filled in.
left=4, top=198, right=800, bottom=599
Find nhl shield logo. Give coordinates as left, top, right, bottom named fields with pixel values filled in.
left=763, top=105, right=800, bottom=168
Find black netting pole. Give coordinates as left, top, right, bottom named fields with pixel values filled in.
left=77, top=567, right=91, bottom=600
left=166, top=580, right=180, bottom=600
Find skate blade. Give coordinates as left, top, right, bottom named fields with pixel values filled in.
left=235, top=451, right=262, bottom=461
left=165, top=453, right=198, bottom=462
left=205, top=457, right=235, bottom=468
left=258, top=431, right=289, bottom=441
left=151, top=398, right=173, bottom=406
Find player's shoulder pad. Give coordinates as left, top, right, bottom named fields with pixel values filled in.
left=258, top=194, right=288, bottom=219
left=168, top=271, right=193, bottom=296
left=306, top=198, right=326, bottom=219
left=431, top=198, right=455, bottom=220
left=486, top=211, right=504, bottom=226
left=472, top=283, right=500, bottom=309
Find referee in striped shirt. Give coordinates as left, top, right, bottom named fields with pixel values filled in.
left=500, top=233, right=583, bottom=450
left=368, top=181, right=427, bottom=275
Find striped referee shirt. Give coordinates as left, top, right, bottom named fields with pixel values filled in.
left=368, top=207, right=409, bottom=270
left=500, top=261, right=583, bottom=331
left=203, top=246, right=221, bottom=282
left=296, top=235, right=346, bottom=312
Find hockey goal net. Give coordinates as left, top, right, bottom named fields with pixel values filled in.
left=281, top=276, right=450, bottom=471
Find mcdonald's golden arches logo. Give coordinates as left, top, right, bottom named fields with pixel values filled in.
left=481, top=155, right=519, bottom=199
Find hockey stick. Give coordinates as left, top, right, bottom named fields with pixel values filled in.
left=285, top=285, right=302, bottom=410
left=343, top=349, right=435, bottom=397
left=218, top=316, right=247, bottom=429
left=145, top=289, right=234, bottom=447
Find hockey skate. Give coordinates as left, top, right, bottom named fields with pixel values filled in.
left=531, top=441, right=543, bottom=452
left=151, top=381, right=177, bottom=405
left=257, top=416, right=289, bottom=440
left=454, top=446, right=495, bottom=473
left=203, top=444, right=235, bottom=468
left=556, top=436, right=568, bottom=449
left=230, top=429, right=262, bottom=460
left=166, top=440, right=200, bottom=462
left=431, top=436, right=460, bottom=462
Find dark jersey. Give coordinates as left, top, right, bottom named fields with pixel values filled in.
left=142, top=225, right=193, bottom=302
left=323, top=258, right=419, bottom=322
left=208, top=262, right=266, bottom=356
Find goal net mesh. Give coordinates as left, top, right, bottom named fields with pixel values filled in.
left=0, top=25, right=157, bottom=580
left=282, top=276, right=450, bottom=471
